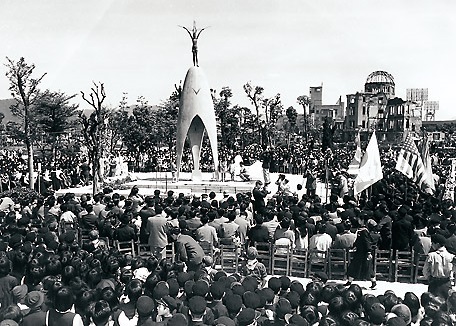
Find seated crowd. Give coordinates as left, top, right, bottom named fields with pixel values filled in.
left=1, top=181, right=456, bottom=326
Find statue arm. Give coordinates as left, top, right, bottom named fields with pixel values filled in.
left=196, top=26, right=210, bottom=39
left=179, top=25, right=193, bottom=38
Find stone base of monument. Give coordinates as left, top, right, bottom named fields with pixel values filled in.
left=191, top=170, right=203, bottom=182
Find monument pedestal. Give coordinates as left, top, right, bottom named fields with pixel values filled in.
left=191, top=170, right=203, bottom=182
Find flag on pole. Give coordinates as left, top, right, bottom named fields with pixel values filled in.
left=421, top=133, right=435, bottom=193
left=348, top=130, right=362, bottom=176
left=354, top=131, right=383, bottom=195
left=396, top=132, right=433, bottom=192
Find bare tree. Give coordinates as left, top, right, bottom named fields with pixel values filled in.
left=5, top=57, right=46, bottom=189
left=243, top=82, right=264, bottom=143
left=80, top=82, right=108, bottom=195
left=297, top=95, right=312, bottom=143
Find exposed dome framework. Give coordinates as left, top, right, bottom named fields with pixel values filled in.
left=365, top=71, right=395, bottom=85
left=364, top=71, right=395, bottom=97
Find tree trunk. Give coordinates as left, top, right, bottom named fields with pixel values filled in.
left=92, top=156, right=99, bottom=196
left=27, top=143, right=34, bottom=189
left=303, top=105, right=308, bottom=143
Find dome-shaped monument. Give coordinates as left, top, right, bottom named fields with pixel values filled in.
left=364, top=71, right=395, bottom=97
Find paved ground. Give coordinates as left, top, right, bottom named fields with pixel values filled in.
left=283, top=277, right=428, bottom=299
left=57, top=165, right=329, bottom=200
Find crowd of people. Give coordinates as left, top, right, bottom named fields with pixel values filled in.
left=2, top=140, right=456, bottom=325
left=0, top=157, right=456, bottom=325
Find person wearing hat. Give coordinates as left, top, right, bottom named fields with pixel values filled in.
left=168, top=313, right=189, bottom=326
left=187, top=295, right=210, bottom=326
left=132, top=295, right=155, bottom=326
left=236, top=308, right=260, bottom=326
left=263, top=298, right=292, bottom=326
left=423, top=234, right=455, bottom=299
left=156, top=295, right=178, bottom=324
left=241, top=247, right=267, bottom=288
left=208, top=281, right=228, bottom=319
left=21, top=291, right=46, bottom=326
left=12, top=284, right=28, bottom=312
left=390, top=304, right=412, bottom=325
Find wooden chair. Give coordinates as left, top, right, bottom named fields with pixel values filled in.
left=394, top=250, right=415, bottom=283
left=199, top=241, right=214, bottom=256
left=307, top=249, right=328, bottom=277
left=272, top=244, right=291, bottom=276
left=254, top=242, right=272, bottom=274
left=79, top=229, right=91, bottom=246
left=374, top=248, right=393, bottom=282
left=114, top=240, right=136, bottom=256
left=290, top=249, right=308, bottom=278
left=220, top=244, right=239, bottom=273
left=137, top=243, right=151, bottom=257
left=328, top=249, right=348, bottom=280
left=165, top=244, right=175, bottom=262
left=413, top=253, right=428, bottom=284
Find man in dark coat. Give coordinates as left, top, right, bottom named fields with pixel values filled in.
left=138, top=196, right=155, bottom=244
left=252, top=181, right=268, bottom=214
left=260, top=147, right=273, bottom=186
left=392, top=208, right=415, bottom=251
left=80, top=204, right=98, bottom=231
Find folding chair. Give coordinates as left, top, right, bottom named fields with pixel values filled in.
left=114, top=240, right=136, bottom=256
left=290, top=249, right=308, bottom=278
left=272, top=244, right=291, bottom=276
left=307, top=249, right=328, bottom=277
left=220, top=244, right=239, bottom=273
left=374, top=248, right=393, bottom=282
left=254, top=242, right=272, bottom=274
left=328, top=249, right=348, bottom=280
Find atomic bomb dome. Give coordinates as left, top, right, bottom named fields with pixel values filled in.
left=364, top=70, right=395, bottom=98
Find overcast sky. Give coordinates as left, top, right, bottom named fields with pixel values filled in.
left=1, top=0, right=454, bottom=120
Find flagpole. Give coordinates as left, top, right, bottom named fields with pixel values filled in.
left=325, top=157, right=329, bottom=204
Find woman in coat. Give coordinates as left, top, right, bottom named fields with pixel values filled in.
left=345, top=222, right=377, bottom=289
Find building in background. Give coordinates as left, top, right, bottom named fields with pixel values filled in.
left=343, top=71, right=421, bottom=143
left=309, top=85, right=345, bottom=130
left=406, top=88, right=439, bottom=122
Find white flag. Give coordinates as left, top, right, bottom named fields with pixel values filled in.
left=348, top=130, right=362, bottom=176
left=354, top=131, right=383, bottom=195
